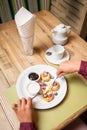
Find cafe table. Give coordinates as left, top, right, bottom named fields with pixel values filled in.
left=0, top=10, right=87, bottom=130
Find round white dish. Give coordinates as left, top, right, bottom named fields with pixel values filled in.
left=45, top=47, right=70, bottom=64
left=16, top=65, right=67, bottom=109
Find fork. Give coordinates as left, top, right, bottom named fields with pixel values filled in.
left=51, top=76, right=58, bottom=86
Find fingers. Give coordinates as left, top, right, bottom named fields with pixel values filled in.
left=58, top=72, right=65, bottom=77
left=56, top=66, right=63, bottom=77
left=27, top=98, right=32, bottom=108
left=19, top=98, right=32, bottom=109
left=56, top=69, right=62, bottom=76
left=12, top=104, right=18, bottom=112
left=17, top=98, right=26, bottom=108
left=12, top=98, right=32, bottom=111
left=18, top=99, right=21, bottom=107
left=21, top=98, right=26, bottom=109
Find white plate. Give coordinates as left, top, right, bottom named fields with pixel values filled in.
left=16, top=64, right=67, bottom=109
left=45, top=47, right=70, bottom=64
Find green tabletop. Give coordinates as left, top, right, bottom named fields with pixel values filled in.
left=3, top=73, right=87, bottom=130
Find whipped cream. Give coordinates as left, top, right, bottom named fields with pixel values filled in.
left=27, top=81, right=40, bottom=97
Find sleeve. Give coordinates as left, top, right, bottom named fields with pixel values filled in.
left=20, top=122, right=37, bottom=130
left=78, top=61, right=87, bottom=79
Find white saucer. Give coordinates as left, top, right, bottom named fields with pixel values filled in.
left=45, top=47, right=70, bottom=64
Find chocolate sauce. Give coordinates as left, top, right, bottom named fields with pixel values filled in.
left=28, top=72, right=39, bottom=81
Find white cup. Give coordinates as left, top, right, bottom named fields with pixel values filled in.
left=52, top=45, right=65, bottom=60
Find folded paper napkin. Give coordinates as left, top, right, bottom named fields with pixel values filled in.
left=15, top=6, right=34, bottom=27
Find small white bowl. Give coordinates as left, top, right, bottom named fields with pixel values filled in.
left=28, top=72, right=40, bottom=82
left=26, top=81, right=40, bottom=98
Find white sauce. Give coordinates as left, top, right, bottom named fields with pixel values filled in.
left=27, top=82, right=40, bottom=96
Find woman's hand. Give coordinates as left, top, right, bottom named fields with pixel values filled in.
left=57, top=60, right=81, bottom=77
left=12, top=98, right=33, bottom=123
